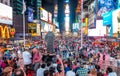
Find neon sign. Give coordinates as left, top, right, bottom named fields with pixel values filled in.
left=0, top=25, right=15, bottom=39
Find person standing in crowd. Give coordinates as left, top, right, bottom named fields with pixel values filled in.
left=32, top=47, right=42, bottom=72
left=106, top=67, right=117, bottom=76
left=66, top=66, right=75, bottom=76
left=56, top=55, right=65, bottom=76
left=76, top=64, right=88, bottom=76
left=36, top=63, right=46, bottom=76
left=22, top=47, right=32, bottom=71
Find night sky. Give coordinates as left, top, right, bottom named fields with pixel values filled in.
left=42, top=0, right=55, bottom=13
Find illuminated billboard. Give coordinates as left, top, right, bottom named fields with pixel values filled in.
left=97, top=0, right=115, bottom=18
left=72, top=23, right=79, bottom=32
left=112, top=8, right=120, bottom=34
left=28, top=7, right=34, bottom=22
left=88, top=20, right=106, bottom=36
left=40, top=7, right=48, bottom=21
left=48, top=12, right=52, bottom=23
left=88, top=1, right=95, bottom=28
left=0, top=3, right=13, bottom=25
left=103, top=11, right=112, bottom=26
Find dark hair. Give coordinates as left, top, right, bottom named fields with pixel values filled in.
left=57, top=64, right=62, bottom=73
left=41, top=64, right=46, bottom=68
left=14, top=69, right=24, bottom=76
left=97, top=72, right=103, bottom=76
left=49, top=67, right=55, bottom=76
left=47, top=62, right=51, bottom=67
left=44, top=70, right=50, bottom=76
left=107, top=67, right=113, bottom=73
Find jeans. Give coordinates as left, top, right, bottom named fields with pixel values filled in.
left=33, top=62, right=40, bottom=72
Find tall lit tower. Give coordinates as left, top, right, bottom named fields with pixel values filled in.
left=64, top=0, right=70, bottom=34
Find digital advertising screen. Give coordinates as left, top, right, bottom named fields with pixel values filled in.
left=40, top=7, right=48, bottom=21
left=97, top=0, right=115, bottom=18
left=28, top=7, right=34, bottom=22
left=88, top=20, right=106, bottom=36
left=0, top=3, right=13, bottom=25
left=103, top=11, right=112, bottom=26
left=112, top=8, right=120, bottom=34
left=88, top=1, right=95, bottom=29
left=72, top=23, right=79, bottom=32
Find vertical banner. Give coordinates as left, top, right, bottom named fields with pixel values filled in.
left=85, top=18, right=88, bottom=35
left=28, top=7, right=33, bottom=22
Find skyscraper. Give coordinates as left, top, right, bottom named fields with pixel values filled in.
left=13, top=0, right=23, bottom=15
left=64, top=0, right=70, bottom=33
left=34, top=0, right=42, bottom=19
left=58, top=0, right=64, bottom=33
left=57, top=0, right=77, bottom=33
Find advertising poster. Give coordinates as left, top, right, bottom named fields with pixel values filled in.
left=88, top=1, right=95, bottom=29
left=72, top=23, right=79, bottom=32
left=40, top=7, right=48, bottom=21
left=48, top=12, right=52, bottom=23
left=28, top=7, right=34, bottom=22
left=0, top=3, right=12, bottom=25
left=97, top=0, right=115, bottom=18
left=112, top=8, right=120, bottom=33
left=28, top=23, right=37, bottom=34
left=85, top=18, right=88, bottom=35
left=103, top=11, right=112, bottom=26
left=112, top=8, right=120, bottom=37
left=88, top=20, right=106, bottom=36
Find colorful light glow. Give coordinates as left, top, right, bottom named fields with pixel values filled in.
left=64, top=3, right=70, bottom=32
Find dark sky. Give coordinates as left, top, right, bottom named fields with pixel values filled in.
left=42, top=0, right=55, bottom=13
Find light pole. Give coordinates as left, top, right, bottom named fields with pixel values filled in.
left=80, top=0, right=83, bottom=48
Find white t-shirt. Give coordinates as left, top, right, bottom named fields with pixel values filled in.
left=37, top=68, right=45, bottom=76
left=22, top=51, right=32, bottom=65
left=108, top=72, right=117, bottom=76
left=66, top=70, right=75, bottom=76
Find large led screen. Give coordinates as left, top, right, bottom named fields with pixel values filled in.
left=40, top=7, right=48, bottom=21
left=97, top=0, right=115, bottom=18
left=72, top=23, right=79, bottom=32
left=88, top=1, right=95, bottom=28
left=112, top=8, right=120, bottom=34
left=28, top=7, right=34, bottom=22
left=0, top=3, right=13, bottom=25
left=88, top=20, right=106, bottom=36
left=103, top=11, right=112, bottom=26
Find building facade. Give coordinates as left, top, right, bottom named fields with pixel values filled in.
left=13, top=0, right=23, bottom=15
left=0, top=0, right=10, bottom=6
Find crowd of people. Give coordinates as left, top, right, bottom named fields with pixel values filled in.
left=0, top=36, right=119, bottom=76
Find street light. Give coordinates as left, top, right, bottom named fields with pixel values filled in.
left=80, top=0, right=83, bottom=48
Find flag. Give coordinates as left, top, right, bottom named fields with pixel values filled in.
left=22, top=0, right=26, bottom=14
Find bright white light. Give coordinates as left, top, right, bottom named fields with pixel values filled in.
left=65, top=22, right=69, bottom=31
left=65, top=4, right=69, bottom=9
left=112, top=8, right=120, bottom=33
left=65, top=14, right=69, bottom=16
left=65, top=0, right=69, bottom=3
left=65, top=16, right=69, bottom=22
left=88, top=20, right=106, bottom=36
